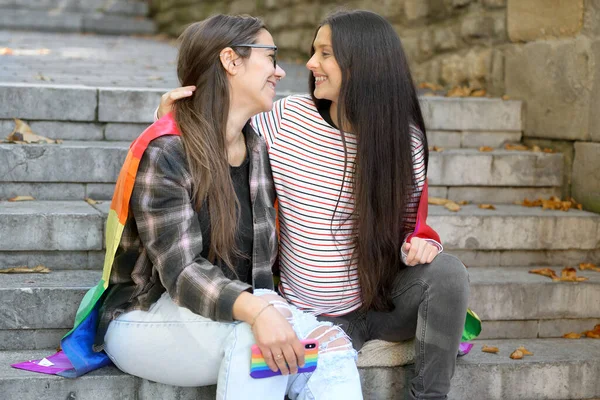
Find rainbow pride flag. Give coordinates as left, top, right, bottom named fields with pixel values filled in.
left=11, top=114, right=181, bottom=377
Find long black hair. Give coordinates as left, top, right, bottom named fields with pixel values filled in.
left=309, top=10, right=429, bottom=312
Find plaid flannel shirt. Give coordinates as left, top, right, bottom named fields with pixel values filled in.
left=96, top=124, right=277, bottom=347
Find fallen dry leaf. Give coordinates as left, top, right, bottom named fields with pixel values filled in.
left=531, top=145, right=542, bottom=152
left=478, top=204, right=496, bottom=210
left=444, top=201, right=461, bottom=212
left=517, top=346, right=533, bottom=356
left=0, top=265, right=51, bottom=274
left=0, top=47, right=13, bottom=55
left=457, top=200, right=470, bottom=205
left=501, top=95, right=510, bottom=100
left=430, top=146, right=444, bottom=152
left=479, top=146, right=494, bottom=152
left=542, top=148, right=556, bottom=153
left=6, top=119, right=57, bottom=144
left=504, top=143, right=530, bottom=151
left=510, top=349, right=524, bottom=359
left=418, top=82, right=444, bottom=91
left=557, top=267, right=588, bottom=282
left=84, top=197, right=102, bottom=205
left=482, top=345, right=499, bottom=354
left=529, top=268, right=559, bottom=280
left=35, top=73, right=52, bottom=82
left=563, top=332, right=581, bottom=339
left=447, top=86, right=472, bottom=97
left=429, top=197, right=451, bottom=206
left=471, top=89, right=486, bottom=97
left=582, top=324, right=600, bottom=339
left=579, top=263, right=600, bottom=272
left=8, top=195, right=35, bottom=202
left=517, top=196, right=582, bottom=211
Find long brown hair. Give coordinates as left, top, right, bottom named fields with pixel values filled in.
left=174, top=15, right=265, bottom=269
left=309, top=11, right=429, bottom=311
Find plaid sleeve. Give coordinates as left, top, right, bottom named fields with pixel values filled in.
left=131, top=136, right=251, bottom=321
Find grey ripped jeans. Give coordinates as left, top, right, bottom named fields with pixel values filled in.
left=318, top=252, right=470, bottom=400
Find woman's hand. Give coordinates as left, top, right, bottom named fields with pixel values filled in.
left=251, top=304, right=305, bottom=375
left=402, top=237, right=439, bottom=266
left=157, top=86, right=196, bottom=119
left=232, top=292, right=305, bottom=375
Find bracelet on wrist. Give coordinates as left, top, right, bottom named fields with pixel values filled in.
left=250, top=303, right=274, bottom=327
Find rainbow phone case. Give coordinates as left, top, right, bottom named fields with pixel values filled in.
left=250, top=339, right=319, bottom=379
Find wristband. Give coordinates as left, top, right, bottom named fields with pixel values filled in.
left=251, top=303, right=274, bottom=327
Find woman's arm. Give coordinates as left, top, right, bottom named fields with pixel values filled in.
left=401, top=126, right=443, bottom=266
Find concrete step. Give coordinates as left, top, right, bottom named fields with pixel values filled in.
left=1, top=339, right=599, bottom=399
left=0, top=81, right=522, bottom=128
left=0, top=143, right=563, bottom=189
left=428, top=129, right=522, bottom=149
left=429, top=186, right=562, bottom=204
left=0, top=267, right=597, bottom=349
left=0, top=0, right=147, bottom=15
left=0, top=9, right=155, bottom=35
left=1, top=202, right=598, bottom=253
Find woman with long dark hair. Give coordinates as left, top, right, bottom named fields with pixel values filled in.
left=158, top=10, right=470, bottom=399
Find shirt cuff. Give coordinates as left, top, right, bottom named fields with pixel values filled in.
left=215, top=280, right=253, bottom=322
left=401, top=238, right=444, bottom=265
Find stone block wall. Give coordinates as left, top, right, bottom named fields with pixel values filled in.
left=149, top=0, right=600, bottom=212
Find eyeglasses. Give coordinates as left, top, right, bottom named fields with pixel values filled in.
left=231, top=44, right=278, bottom=68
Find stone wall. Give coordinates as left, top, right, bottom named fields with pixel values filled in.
left=149, top=0, right=600, bottom=212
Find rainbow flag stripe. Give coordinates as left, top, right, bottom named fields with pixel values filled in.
left=57, top=114, right=180, bottom=377
left=250, top=346, right=318, bottom=379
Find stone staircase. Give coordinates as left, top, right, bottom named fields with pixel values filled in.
left=0, top=0, right=156, bottom=35
left=1, top=6, right=600, bottom=399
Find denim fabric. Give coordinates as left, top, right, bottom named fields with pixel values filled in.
left=318, top=253, right=469, bottom=400
left=104, top=290, right=362, bottom=400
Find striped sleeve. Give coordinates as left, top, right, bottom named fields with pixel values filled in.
left=251, top=97, right=287, bottom=149
left=401, top=126, right=443, bottom=262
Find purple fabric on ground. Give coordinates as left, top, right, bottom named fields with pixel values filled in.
left=457, top=342, right=474, bottom=357
left=11, top=350, right=74, bottom=375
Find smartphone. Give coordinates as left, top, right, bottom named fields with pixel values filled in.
left=250, top=339, right=319, bottom=379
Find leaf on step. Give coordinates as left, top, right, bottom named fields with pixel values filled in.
left=581, top=324, right=600, bottom=339
left=444, top=201, right=461, bottom=212
left=481, top=345, right=499, bottom=354
left=458, top=200, right=470, bottom=205
left=429, top=197, right=451, bottom=206
left=429, top=146, right=444, bottom=152
left=517, top=346, right=533, bottom=356
left=529, top=268, right=559, bottom=280
left=504, top=143, right=529, bottom=151
left=84, top=197, right=102, bottom=205
left=0, top=47, right=13, bottom=55
left=519, top=198, right=543, bottom=207
left=447, top=86, right=472, bottom=97
left=562, top=332, right=581, bottom=339
left=35, top=73, right=52, bottom=82
left=418, top=82, right=444, bottom=91
left=542, top=148, right=556, bottom=153
left=557, top=267, right=588, bottom=282
left=6, top=119, right=57, bottom=144
left=471, top=89, right=486, bottom=97
left=579, top=263, right=600, bottom=272
left=501, top=95, right=510, bottom=100
left=8, top=195, right=35, bottom=202
left=509, top=349, right=524, bottom=359
left=479, top=146, right=494, bottom=152
left=0, top=265, right=51, bottom=274
left=478, top=204, right=496, bottom=210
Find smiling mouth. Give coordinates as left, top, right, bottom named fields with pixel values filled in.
left=314, top=76, right=327, bottom=85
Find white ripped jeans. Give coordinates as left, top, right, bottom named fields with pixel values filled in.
left=103, top=290, right=363, bottom=400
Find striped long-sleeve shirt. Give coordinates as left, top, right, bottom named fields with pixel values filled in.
left=252, top=94, right=441, bottom=316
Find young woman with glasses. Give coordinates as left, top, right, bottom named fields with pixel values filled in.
left=96, top=14, right=362, bottom=400
left=158, top=10, right=470, bottom=399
